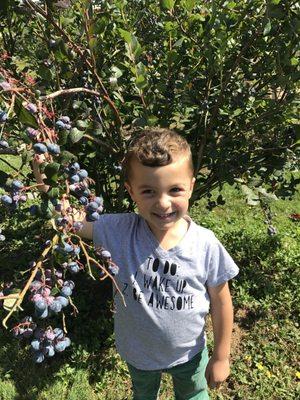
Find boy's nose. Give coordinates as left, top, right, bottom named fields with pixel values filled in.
left=156, top=194, right=171, bottom=209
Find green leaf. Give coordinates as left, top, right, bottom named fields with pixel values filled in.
left=257, top=187, right=278, bottom=201
left=58, top=130, right=69, bottom=146
left=111, top=66, right=123, bottom=78
left=135, top=75, right=147, bottom=89
left=233, top=108, right=242, bottom=116
left=76, top=120, right=89, bottom=130
left=70, top=128, right=84, bottom=143
left=160, top=0, right=175, bottom=10
left=241, top=185, right=260, bottom=206
left=263, top=20, right=272, bottom=36
left=59, top=151, right=76, bottom=164
left=40, top=200, right=54, bottom=219
left=180, top=0, right=195, bottom=12
left=44, top=162, right=60, bottom=184
left=14, top=98, right=38, bottom=129
left=3, top=292, right=20, bottom=311
left=226, top=1, right=236, bottom=9
left=47, top=187, right=60, bottom=199
left=290, top=57, right=298, bottom=66
left=118, top=29, right=132, bottom=45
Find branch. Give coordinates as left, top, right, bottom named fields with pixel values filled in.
left=0, top=148, right=19, bottom=155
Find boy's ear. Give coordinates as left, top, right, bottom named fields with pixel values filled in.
left=188, top=177, right=196, bottom=198
left=125, top=182, right=135, bottom=200
left=191, top=177, right=196, bottom=191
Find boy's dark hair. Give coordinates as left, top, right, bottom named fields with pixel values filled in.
left=122, top=128, right=194, bottom=182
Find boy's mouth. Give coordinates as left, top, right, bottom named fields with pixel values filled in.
left=153, top=212, right=176, bottom=220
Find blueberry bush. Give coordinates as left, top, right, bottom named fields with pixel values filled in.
left=0, top=0, right=299, bottom=364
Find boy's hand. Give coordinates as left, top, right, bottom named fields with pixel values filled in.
left=205, top=355, right=230, bottom=389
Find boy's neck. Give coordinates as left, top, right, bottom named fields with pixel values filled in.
left=147, top=217, right=190, bottom=251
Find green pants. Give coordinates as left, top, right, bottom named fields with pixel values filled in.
left=126, top=347, right=210, bottom=400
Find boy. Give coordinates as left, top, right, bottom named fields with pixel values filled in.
left=34, top=128, right=239, bottom=400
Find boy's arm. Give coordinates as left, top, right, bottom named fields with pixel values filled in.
left=205, top=282, right=234, bottom=389
left=31, top=157, right=94, bottom=240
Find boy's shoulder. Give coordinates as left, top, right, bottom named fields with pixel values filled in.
left=189, top=217, right=217, bottom=243
left=94, top=212, right=139, bottom=229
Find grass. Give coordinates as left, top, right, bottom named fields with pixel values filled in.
left=0, top=158, right=299, bottom=399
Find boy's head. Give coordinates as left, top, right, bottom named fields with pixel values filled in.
left=122, top=128, right=194, bottom=183
left=122, top=128, right=195, bottom=238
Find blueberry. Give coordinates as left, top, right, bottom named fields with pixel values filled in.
left=33, top=351, right=45, bottom=363
left=56, top=296, right=69, bottom=308
left=78, top=169, right=88, bottom=180
left=101, top=250, right=111, bottom=259
left=53, top=328, right=64, bottom=339
left=33, top=143, right=48, bottom=154
left=79, top=196, right=88, bottom=205
left=94, top=196, right=104, bottom=206
left=49, top=300, right=62, bottom=313
left=69, top=174, right=80, bottom=184
left=55, top=120, right=66, bottom=129
left=60, top=116, right=70, bottom=124
left=26, top=127, right=38, bottom=138
left=11, top=180, right=24, bottom=191
left=26, top=103, right=37, bottom=113
left=1, top=195, right=13, bottom=205
left=69, top=162, right=80, bottom=173
left=0, top=140, right=9, bottom=148
left=86, top=211, right=100, bottom=221
left=0, top=111, right=8, bottom=122
left=86, top=201, right=98, bottom=212
left=47, top=143, right=61, bottom=155
left=60, top=286, right=72, bottom=297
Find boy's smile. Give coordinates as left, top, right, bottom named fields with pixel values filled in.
left=125, top=155, right=195, bottom=241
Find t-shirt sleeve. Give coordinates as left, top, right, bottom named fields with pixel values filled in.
left=206, top=236, right=239, bottom=287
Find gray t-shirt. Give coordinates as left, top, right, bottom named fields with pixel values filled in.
left=93, top=212, right=239, bottom=370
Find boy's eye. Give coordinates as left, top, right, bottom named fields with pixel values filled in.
left=171, top=187, right=183, bottom=193
left=141, top=189, right=154, bottom=195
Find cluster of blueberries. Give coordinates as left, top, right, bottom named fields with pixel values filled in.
left=33, top=142, right=61, bottom=155
left=66, top=162, right=89, bottom=185
left=29, top=269, right=75, bottom=318
left=62, top=261, right=81, bottom=274
left=96, top=248, right=119, bottom=277
left=54, top=241, right=81, bottom=257
left=0, top=180, right=27, bottom=210
left=66, top=162, right=104, bottom=221
left=30, top=327, right=71, bottom=363
left=12, top=316, right=37, bottom=339
left=55, top=116, right=72, bottom=130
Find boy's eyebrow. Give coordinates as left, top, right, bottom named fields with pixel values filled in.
left=137, top=183, right=186, bottom=189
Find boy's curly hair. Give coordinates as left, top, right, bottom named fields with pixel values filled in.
left=122, top=128, right=194, bottom=182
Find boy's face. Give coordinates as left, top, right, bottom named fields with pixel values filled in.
left=125, top=155, right=195, bottom=239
